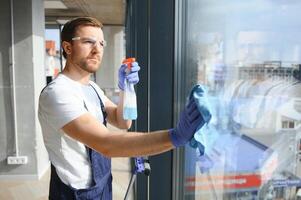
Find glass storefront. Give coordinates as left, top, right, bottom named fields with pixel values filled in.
left=180, top=1, right=301, bottom=199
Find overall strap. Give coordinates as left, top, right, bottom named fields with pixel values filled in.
left=89, top=83, right=107, bottom=126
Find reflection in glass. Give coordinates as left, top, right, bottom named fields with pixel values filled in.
left=182, top=0, right=301, bottom=199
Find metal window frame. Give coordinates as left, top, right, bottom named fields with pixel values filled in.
left=173, top=0, right=188, bottom=199
left=125, top=0, right=175, bottom=199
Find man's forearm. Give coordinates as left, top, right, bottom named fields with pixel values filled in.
left=62, top=113, right=174, bottom=158
left=99, top=130, right=174, bottom=157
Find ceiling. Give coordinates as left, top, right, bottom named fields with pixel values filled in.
left=45, top=0, right=126, bottom=26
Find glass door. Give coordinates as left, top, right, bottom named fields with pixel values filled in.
left=178, top=1, right=301, bottom=199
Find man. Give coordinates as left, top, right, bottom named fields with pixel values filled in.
left=38, top=17, right=204, bottom=200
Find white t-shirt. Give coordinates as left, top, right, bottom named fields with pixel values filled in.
left=38, top=74, right=108, bottom=189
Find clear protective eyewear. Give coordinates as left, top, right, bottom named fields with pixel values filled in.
left=71, top=36, right=107, bottom=49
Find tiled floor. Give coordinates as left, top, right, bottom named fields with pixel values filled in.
left=0, top=124, right=133, bottom=200
left=0, top=169, right=50, bottom=200
left=112, top=158, right=134, bottom=200
left=0, top=157, right=133, bottom=200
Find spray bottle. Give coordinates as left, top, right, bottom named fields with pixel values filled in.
left=122, top=58, right=137, bottom=120
left=121, top=58, right=149, bottom=191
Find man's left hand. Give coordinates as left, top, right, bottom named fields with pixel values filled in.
left=118, top=62, right=140, bottom=91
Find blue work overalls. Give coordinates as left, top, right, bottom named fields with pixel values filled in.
left=49, top=84, right=112, bottom=200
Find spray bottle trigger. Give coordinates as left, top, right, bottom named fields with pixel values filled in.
left=122, top=58, right=136, bottom=70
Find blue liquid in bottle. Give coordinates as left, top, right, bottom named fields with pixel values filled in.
left=123, top=79, right=137, bottom=120
left=123, top=107, right=137, bottom=119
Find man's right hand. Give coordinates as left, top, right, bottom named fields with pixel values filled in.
left=169, top=99, right=204, bottom=147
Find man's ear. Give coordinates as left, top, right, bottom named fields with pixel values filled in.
left=62, top=41, right=72, bottom=56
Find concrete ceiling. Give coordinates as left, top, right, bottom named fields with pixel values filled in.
left=45, top=0, right=126, bottom=26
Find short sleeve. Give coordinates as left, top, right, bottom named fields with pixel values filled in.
left=39, top=84, right=88, bottom=130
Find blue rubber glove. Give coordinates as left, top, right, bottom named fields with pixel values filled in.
left=198, top=154, right=214, bottom=173
left=169, top=98, right=205, bottom=147
left=118, top=62, right=140, bottom=91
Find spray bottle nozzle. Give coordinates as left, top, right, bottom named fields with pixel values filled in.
left=122, top=58, right=136, bottom=69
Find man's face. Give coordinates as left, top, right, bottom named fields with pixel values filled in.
left=68, top=25, right=105, bottom=73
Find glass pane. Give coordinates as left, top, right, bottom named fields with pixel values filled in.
left=45, top=28, right=62, bottom=84
left=182, top=1, right=301, bottom=199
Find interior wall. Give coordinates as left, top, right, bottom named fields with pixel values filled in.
left=95, top=26, right=125, bottom=92
left=0, top=0, right=49, bottom=180
left=0, top=0, right=13, bottom=167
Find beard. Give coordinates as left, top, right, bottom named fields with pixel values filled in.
left=78, top=58, right=101, bottom=73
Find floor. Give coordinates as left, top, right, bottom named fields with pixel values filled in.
left=0, top=123, right=134, bottom=200
left=0, top=170, right=49, bottom=200
left=0, top=157, right=133, bottom=200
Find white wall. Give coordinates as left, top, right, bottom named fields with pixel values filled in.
left=0, top=0, right=49, bottom=180
left=96, top=26, right=125, bottom=91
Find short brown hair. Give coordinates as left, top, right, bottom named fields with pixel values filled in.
left=61, top=17, right=103, bottom=58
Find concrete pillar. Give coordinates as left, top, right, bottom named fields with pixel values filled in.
left=0, top=0, right=49, bottom=179
left=96, top=26, right=125, bottom=91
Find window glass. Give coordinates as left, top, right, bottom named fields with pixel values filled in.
left=183, top=1, right=301, bottom=199
left=45, top=28, right=62, bottom=84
